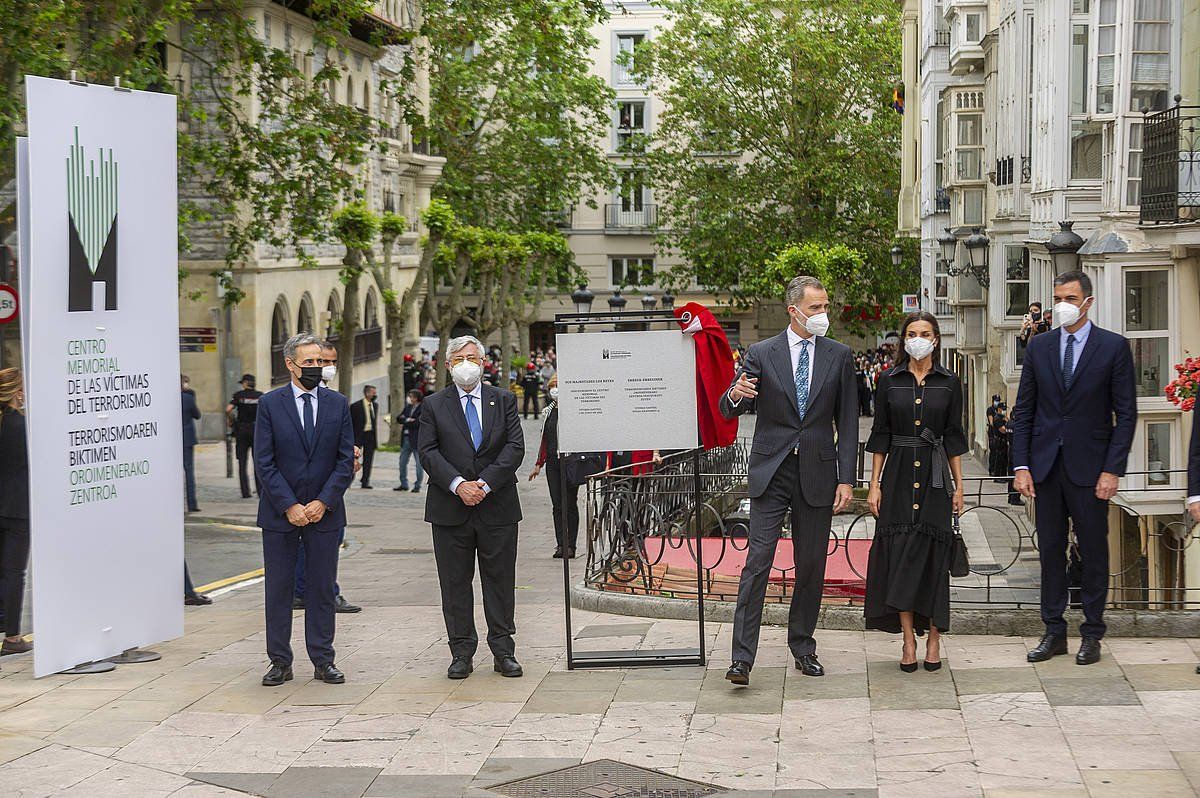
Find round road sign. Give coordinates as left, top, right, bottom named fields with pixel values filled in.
left=0, top=283, right=18, bottom=325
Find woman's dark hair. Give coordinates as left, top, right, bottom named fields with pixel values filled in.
left=895, top=311, right=942, bottom=368
left=407, top=389, right=423, bottom=401
left=1029, top=301, right=1042, bottom=312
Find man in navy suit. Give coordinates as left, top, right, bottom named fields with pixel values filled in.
left=254, top=332, right=355, bottom=686
left=419, top=335, right=526, bottom=680
left=1011, top=270, right=1136, bottom=666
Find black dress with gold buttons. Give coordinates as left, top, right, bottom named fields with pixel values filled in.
left=863, top=362, right=968, bottom=634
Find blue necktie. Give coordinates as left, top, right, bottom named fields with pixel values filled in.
left=301, top=393, right=315, bottom=446
left=795, top=340, right=810, bottom=422
left=465, top=394, right=483, bottom=451
left=1063, top=334, right=1076, bottom=389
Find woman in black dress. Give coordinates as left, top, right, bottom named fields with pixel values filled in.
left=528, top=376, right=581, bottom=558
left=865, top=312, right=966, bottom=672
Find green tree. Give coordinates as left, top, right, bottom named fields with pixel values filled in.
left=0, top=0, right=403, bottom=302
left=414, top=0, right=615, bottom=229
left=332, top=201, right=381, bottom=395
left=638, top=0, right=915, bottom=318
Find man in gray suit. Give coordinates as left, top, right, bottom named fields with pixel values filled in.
left=720, top=275, right=858, bottom=685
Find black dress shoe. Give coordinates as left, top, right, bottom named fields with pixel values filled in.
left=447, top=656, right=473, bottom=679
left=362, top=484, right=373, bottom=489
left=566, top=548, right=577, bottom=559
left=394, top=485, right=407, bottom=491
left=314, top=663, right=345, bottom=684
left=552, top=546, right=564, bottom=559
left=494, top=656, right=523, bottom=677
left=1026, top=633, right=1068, bottom=662
left=412, top=486, right=421, bottom=493
left=335, top=595, right=362, bottom=613
left=795, top=654, right=825, bottom=677
left=725, top=660, right=751, bottom=685
left=292, top=597, right=305, bottom=610
left=262, top=662, right=293, bottom=687
left=1, top=639, right=32, bottom=655
left=184, top=594, right=213, bottom=606
left=1076, top=637, right=1102, bottom=665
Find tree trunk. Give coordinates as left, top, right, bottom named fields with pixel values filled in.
left=518, top=322, right=531, bottom=365
left=337, top=250, right=364, bottom=396
left=499, top=321, right=514, bottom=392
left=383, top=299, right=406, bottom=445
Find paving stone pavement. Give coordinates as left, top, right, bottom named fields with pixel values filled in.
left=2, top=417, right=1200, bottom=797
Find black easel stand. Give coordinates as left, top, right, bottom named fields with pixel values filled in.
left=555, top=311, right=706, bottom=670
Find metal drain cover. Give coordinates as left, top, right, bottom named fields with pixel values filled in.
left=488, top=759, right=726, bottom=798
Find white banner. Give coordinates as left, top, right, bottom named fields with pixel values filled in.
left=556, top=329, right=698, bottom=454
left=24, top=76, right=183, bottom=676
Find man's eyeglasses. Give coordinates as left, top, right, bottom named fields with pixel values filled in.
left=449, top=355, right=482, bottom=366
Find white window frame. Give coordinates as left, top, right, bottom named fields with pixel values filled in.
left=1122, top=265, right=1175, bottom=403
left=614, top=99, right=649, bottom=152
left=1003, top=245, right=1031, bottom=319
left=612, top=31, right=649, bottom=87
left=610, top=256, right=655, bottom=289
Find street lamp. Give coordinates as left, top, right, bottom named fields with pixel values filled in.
left=963, top=226, right=991, bottom=288
left=936, top=227, right=958, bottom=274
left=640, top=293, right=658, bottom=311
left=660, top=291, right=675, bottom=311
left=571, top=283, right=595, bottom=315
left=1045, top=220, right=1085, bottom=275
left=889, top=244, right=904, bottom=268
left=608, top=289, right=627, bottom=312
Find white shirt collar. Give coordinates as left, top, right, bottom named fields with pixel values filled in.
left=786, top=325, right=814, bottom=348
left=456, top=383, right=483, bottom=401
left=1064, top=320, right=1092, bottom=343
left=291, top=381, right=318, bottom=400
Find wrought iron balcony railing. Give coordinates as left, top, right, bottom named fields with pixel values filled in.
left=605, top=204, right=658, bottom=229
left=1140, top=98, right=1200, bottom=224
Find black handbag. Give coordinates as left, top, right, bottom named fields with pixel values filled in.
left=950, top=512, right=970, bottom=578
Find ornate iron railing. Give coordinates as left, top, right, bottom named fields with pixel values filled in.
left=1140, top=99, right=1200, bottom=224
left=582, top=442, right=1196, bottom=611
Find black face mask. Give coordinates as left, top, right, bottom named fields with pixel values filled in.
left=296, top=366, right=323, bottom=390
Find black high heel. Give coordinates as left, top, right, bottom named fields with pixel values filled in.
left=900, top=639, right=918, bottom=673
left=923, top=660, right=942, bottom=672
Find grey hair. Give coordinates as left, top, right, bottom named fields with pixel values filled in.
left=447, top=335, right=484, bottom=358
left=283, top=332, right=322, bottom=362
left=786, top=275, right=826, bottom=306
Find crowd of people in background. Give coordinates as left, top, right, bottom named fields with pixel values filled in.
left=853, top=343, right=899, bottom=418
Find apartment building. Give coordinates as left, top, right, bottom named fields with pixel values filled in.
left=898, top=0, right=1200, bottom=605
left=177, top=0, right=444, bottom=437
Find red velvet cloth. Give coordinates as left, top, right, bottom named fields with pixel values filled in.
left=675, top=303, right=739, bottom=450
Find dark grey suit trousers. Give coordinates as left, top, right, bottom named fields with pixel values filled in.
left=732, top=453, right=832, bottom=664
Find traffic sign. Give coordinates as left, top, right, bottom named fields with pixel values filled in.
left=0, top=283, right=17, bottom=324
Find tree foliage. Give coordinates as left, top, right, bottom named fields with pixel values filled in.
left=637, top=0, right=915, bottom=317
left=0, top=0, right=400, bottom=304
left=415, top=0, right=616, bottom=230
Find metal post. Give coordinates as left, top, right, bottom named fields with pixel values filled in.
left=693, top=446, right=706, bottom=665
left=561, top=453, right=575, bottom=669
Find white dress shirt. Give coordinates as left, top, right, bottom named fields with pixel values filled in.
left=449, top=383, right=491, bottom=495
left=362, top=397, right=374, bottom=432
left=787, top=325, right=816, bottom=396
left=290, top=381, right=319, bottom=426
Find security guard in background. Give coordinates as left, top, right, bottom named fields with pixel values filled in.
left=227, top=373, right=263, bottom=498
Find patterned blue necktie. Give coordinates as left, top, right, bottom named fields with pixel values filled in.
left=465, top=394, right=484, bottom=450
left=795, top=339, right=810, bottom=422
left=1063, top=334, right=1076, bottom=389
left=301, top=393, right=315, bottom=446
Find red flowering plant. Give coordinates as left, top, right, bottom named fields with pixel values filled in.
left=1165, top=354, right=1198, bottom=412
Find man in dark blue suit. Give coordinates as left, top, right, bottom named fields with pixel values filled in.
left=1011, top=270, right=1136, bottom=666
left=254, top=333, right=355, bottom=686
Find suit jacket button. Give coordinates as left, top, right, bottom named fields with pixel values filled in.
left=912, top=503, right=920, bottom=510
left=915, top=398, right=922, bottom=405
left=913, top=482, right=920, bottom=488
left=914, top=420, right=922, bottom=426
left=914, top=460, right=922, bottom=467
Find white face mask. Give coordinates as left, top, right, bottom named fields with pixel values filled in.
left=321, top=365, right=337, bottom=384
left=904, top=337, right=936, bottom=361
left=549, top=386, right=559, bottom=399
left=451, top=360, right=483, bottom=388
left=792, top=307, right=830, bottom=337
left=1052, top=298, right=1090, bottom=328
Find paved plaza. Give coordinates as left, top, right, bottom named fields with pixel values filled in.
left=3, top=418, right=1200, bottom=797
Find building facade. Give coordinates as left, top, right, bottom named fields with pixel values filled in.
left=177, top=0, right=444, bottom=438
left=899, top=0, right=1200, bottom=605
